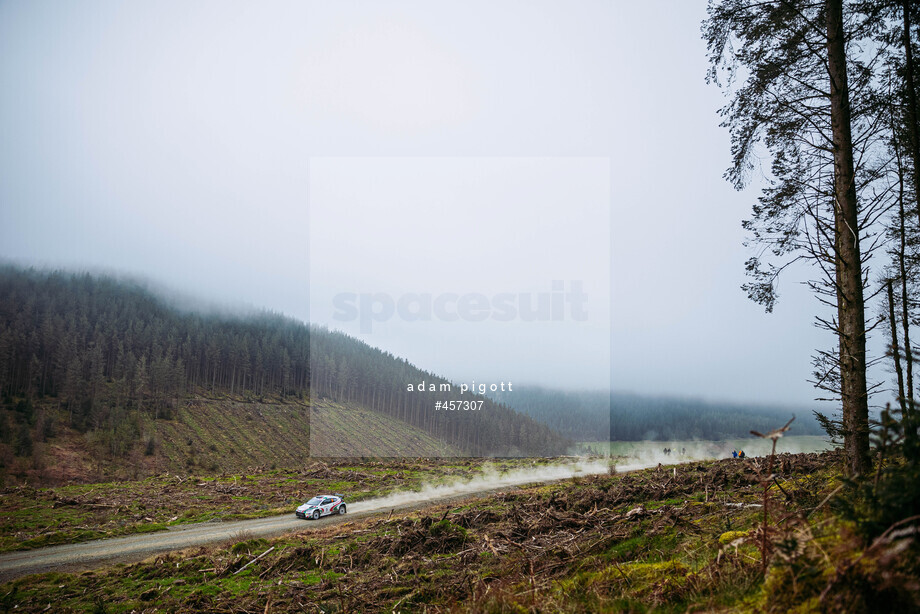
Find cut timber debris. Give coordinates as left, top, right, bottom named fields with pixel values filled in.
left=234, top=546, right=275, bottom=575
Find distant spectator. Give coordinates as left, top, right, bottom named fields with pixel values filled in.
left=739, top=450, right=746, bottom=459
left=732, top=450, right=738, bottom=459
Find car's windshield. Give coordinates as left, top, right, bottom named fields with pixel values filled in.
left=306, top=497, right=323, bottom=506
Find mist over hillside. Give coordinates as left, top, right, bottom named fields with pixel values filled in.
left=0, top=266, right=570, bottom=479
left=490, top=386, right=825, bottom=442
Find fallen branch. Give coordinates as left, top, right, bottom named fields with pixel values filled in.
left=807, top=484, right=844, bottom=519
left=771, top=476, right=793, bottom=502
left=234, top=546, right=275, bottom=575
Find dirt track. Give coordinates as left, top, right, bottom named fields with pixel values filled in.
left=0, top=491, right=497, bottom=584
left=0, top=457, right=696, bottom=583
left=0, top=469, right=603, bottom=585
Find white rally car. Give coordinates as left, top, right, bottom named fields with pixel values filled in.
left=296, top=494, right=346, bottom=520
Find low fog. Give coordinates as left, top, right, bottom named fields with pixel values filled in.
left=0, top=0, right=855, bottom=406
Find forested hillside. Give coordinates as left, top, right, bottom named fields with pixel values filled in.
left=491, top=386, right=824, bottom=441
left=0, top=266, right=570, bottom=474
left=307, top=332, right=568, bottom=456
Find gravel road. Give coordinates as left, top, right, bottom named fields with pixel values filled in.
left=0, top=457, right=649, bottom=584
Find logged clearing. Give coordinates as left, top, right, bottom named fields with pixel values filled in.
left=3, top=394, right=316, bottom=483
left=308, top=398, right=462, bottom=457
left=5, top=450, right=916, bottom=612
left=2, top=394, right=463, bottom=485
left=154, top=397, right=311, bottom=473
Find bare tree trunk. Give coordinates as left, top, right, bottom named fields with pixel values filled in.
left=897, top=145, right=915, bottom=407
left=901, top=0, right=920, bottom=229
left=888, top=279, right=907, bottom=413
left=827, top=0, right=870, bottom=475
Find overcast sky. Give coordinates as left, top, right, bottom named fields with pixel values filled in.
left=0, top=0, right=845, bottom=406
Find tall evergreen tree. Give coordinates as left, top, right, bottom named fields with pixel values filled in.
left=704, top=0, right=892, bottom=473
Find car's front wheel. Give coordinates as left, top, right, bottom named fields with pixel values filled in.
left=338, top=504, right=347, bottom=515
left=312, top=510, right=320, bottom=520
